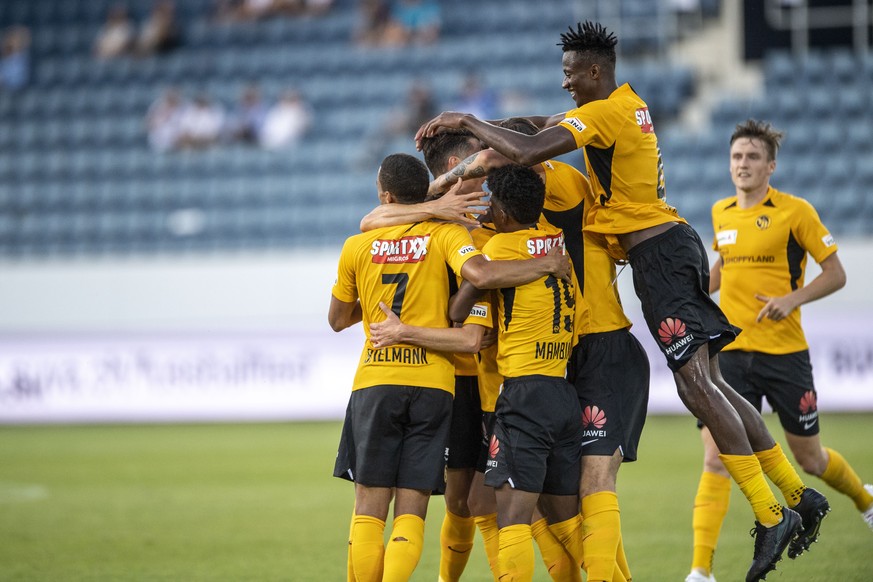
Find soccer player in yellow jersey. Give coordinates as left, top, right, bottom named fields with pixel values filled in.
left=432, top=117, right=648, bottom=581
left=684, top=120, right=873, bottom=582
left=448, top=164, right=587, bottom=582
left=416, top=21, right=826, bottom=581
left=361, top=130, right=503, bottom=581
left=331, top=153, right=571, bottom=582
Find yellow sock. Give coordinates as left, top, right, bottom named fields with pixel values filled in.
left=581, top=492, right=621, bottom=582
left=347, top=511, right=356, bottom=582
left=821, top=447, right=873, bottom=511
left=690, top=471, right=731, bottom=576
left=720, top=453, right=782, bottom=526
left=383, top=514, right=425, bottom=582
left=498, top=523, right=535, bottom=582
left=615, top=533, right=631, bottom=582
left=754, top=443, right=806, bottom=506
left=532, top=518, right=582, bottom=582
left=439, top=510, right=476, bottom=582
left=548, top=513, right=584, bottom=569
left=475, top=513, right=500, bottom=579
left=350, top=514, right=385, bottom=582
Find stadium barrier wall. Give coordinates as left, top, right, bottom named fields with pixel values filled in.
left=1, top=241, right=871, bottom=423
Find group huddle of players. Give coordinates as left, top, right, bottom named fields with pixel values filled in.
left=327, top=20, right=872, bottom=582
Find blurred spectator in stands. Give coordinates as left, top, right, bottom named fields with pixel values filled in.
left=451, top=71, right=499, bottom=120
left=135, top=0, right=180, bottom=56
left=94, top=4, right=135, bottom=59
left=216, top=0, right=328, bottom=21
left=146, top=88, right=187, bottom=152
left=225, top=84, right=268, bottom=145
left=178, top=95, right=226, bottom=149
left=355, top=81, right=436, bottom=168
left=259, top=89, right=311, bottom=149
left=382, top=0, right=441, bottom=46
left=0, top=25, right=30, bottom=91
left=354, top=0, right=392, bottom=47
left=303, top=0, right=335, bottom=17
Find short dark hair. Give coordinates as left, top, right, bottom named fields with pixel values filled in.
left=497, top=117, right=539, bottom=136
left=487, top=165, right=545, bottom=224
left=730, top=119, right=784, bottom=161
left=558, top=21, right=617, bottom=68
left=378, top=153, right=430, bottom=204
left=420, top=129, right=482, bottom=176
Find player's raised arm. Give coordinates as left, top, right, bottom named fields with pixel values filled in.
left=416, top=112, right=576, bottom=167
left=360, top=179, right=486, bottom=231
left=460, top=244, right=570, bottom=290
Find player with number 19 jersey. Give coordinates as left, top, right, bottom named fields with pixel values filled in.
left=482, top=222, right=586, bottom=378
left=332, top=221, right=482, bottom=394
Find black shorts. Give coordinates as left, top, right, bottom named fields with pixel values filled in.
left=570, top=330, right=650, bottom=462
left=475, top=411, right=497, bottom=473
left=714, top=350, right=820, bottom=437
left=485, top=375, right=583, bottom=495
left=627, top=223, right=740, bottom=372
left=333, top=384, right=453, bottom=491
left=447, top=375, right=482, bottom=470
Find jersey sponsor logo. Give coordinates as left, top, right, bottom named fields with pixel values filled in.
left=799, top=390, right=817, bottom=414
left=534, top=340, right=572, bottom=360
left=756, top=215, right=771, bottom=230
left=469, top=304, right=488, bottom=319
left=822, top=233, right=836, bottom=247
left=582, top=405, right=607, bottom=429
left=364, top=346, right=429, bottom=364
left=526, top=233, right=564, bottom=257
left=370, top=235, right=430, bottom=263
left=563, top=116, right=586, bottom=133
left=723, top=254, right=775, bottom=265
left=458, top=245, right=476, bottom=256
left=485, top=435, right=500, bottom=473
left=659, top=317, right=696, bottom=359
left=716, top=229, right=738, bottom=246
left=635, top=107, right=654, bottom=133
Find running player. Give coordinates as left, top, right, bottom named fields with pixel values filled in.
left=685, top=119, right=873, bottom=582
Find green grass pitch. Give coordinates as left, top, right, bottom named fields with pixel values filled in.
left=1, top=414, right=870, bottom=581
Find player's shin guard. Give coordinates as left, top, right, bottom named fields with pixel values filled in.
left=720, top=453, right=782, bottom=526
left=754, top=443, right=806, bottom=507
left=581, top=492, right=621, bottom=582
left=438, top=510, right=476, bottom=582
left=497, top=523, right=535, bottom=582
left=475, top=513, right=500, bottom=578
left=548, top=513, right=584, bottom=569
left=350, top=514, right=386, bottom=582
left=383, top=514, right=425, bottom=582
left=532, top=518, right=582, bottom=582
left=690, top=471, right=731, bottom=576
left=820, top=447, right=873, bottom=511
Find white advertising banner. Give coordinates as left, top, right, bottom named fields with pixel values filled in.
left=0, top=328, right=365, bottom=424
left=1, top=311, right=872, bottom=424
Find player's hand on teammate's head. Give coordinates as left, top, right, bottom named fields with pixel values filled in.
left=415, top=112, right=470, bottom=150
left=368, top=302, right=403, bottom=348
left=429, top=179, right=488, bottom=227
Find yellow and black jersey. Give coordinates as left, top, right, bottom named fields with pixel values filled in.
left=453, top=225, right=497, bottom=377
left=475, top=290, right=501, bottom=413
left=557, top=83, right=685, bottom=261
left=712, top=186, right=838, bottom=354
left=481, top=222, right=587, bottom=378
left=538, top=160, right=631, bottom=334
left=333, top=221, right=482, bottom=393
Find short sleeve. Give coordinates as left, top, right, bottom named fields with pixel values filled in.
left=792, top=198, right=838, bottom=264
left=331, top=237, right=359, bottom=303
